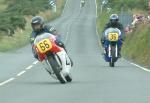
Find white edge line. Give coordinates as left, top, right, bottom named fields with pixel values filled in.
left=95, top=0, right=100, bottom=38
left=17, top=71, right=26, bottom=76
left=95, top=0, right=98, bottom=18
left=0, top=78, right=15, bottom=86
left=95, top=0, right=102, bottom=49
left=130, top=63, right=150, bottom=72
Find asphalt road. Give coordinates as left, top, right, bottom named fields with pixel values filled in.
left=0, top=0, right=150, bottom=103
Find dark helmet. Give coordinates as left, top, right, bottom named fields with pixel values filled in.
left=31, top=16, right=44, bottom=31
left=110, top=14, right=119, bottom=25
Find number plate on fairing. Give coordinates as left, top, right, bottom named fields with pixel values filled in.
left=36, top=39, right=52, bottom=53
left=108, top=33, right=119, bottom=41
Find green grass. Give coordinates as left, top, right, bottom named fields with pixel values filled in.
left=123, top=23, right=150, bottom=67
left=97, top=12, right=109, bottom=36
left=0, top=0, right=7, bottom=11
left=0, top=19, right=31, bottom=52
left=0, top=0, right=66, bottom=52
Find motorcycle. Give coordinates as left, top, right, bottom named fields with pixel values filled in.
left=103, top=28, right=122, bottom=67
left=81, top=0, right=85, bottom=7
left=33, top=32, right=72, bottom=83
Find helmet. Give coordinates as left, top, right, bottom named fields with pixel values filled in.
left=31, top=16, right=44, bottom=32
left=110, top=14, right=119, bottom=25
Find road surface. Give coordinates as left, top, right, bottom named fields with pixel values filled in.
left=0, top=0, right=150, bottom=103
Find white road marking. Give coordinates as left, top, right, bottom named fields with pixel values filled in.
left=65, top=0, right=83, bottom=44
left=95, top=0, right=102, bottom=50
left=64, top=23, right=73, bottom=44
left=25, top=65, right=33, bottom=70
left=65, top=28, right=70, bottom=43
left=62, top=0, right=69, bottom=16
left=32, top=61, right=39, bottom=65
left=95, top=0, right=98, bottom=17
left=0, top=63, right=35, bottom=86
left=0, top=78, right=15, bottom=86
left=17, top=71, right=26, bottom=76
left=130, top=63, right=150, bottom=72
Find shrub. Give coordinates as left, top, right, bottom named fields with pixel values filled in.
left=0, top=0, right=49, bottom=36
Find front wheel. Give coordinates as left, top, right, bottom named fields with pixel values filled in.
left=47, top=55, right=66, bottom=84
left=109, top=61, right=114, bottom=67
left=65, top=74, right=72, bottom=82
left=109, top=46, right=116, bottom=67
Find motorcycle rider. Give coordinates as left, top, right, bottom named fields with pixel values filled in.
left=101, top=14, right=125, bottom=57
left=30, top=16, right=73, bottom=66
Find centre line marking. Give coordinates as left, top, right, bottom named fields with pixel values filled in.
left=25, top=65, right=33, bottom=70
left=0, top=78, right=15, bottom=86
left=17, top=71, right=26, bottom=76
left=33, top=61, right=39, bottom=65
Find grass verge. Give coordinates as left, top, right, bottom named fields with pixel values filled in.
left=0, top=0, right=7, bottom=11
left=122, top=23, right=150, bottom=67
left=0, top=0, right=66, bottom=52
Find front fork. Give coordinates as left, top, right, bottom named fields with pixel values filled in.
left=108, top=44, right=118, bottom=58
left=56, top=51, right=71, bottom=74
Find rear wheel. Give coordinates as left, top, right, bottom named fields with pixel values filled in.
left=47, top=55, right=66, bottom=84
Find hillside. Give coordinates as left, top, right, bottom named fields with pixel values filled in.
left=0, top=0, right=66, bottom=52
left=0, top=0, right=7, bottom=11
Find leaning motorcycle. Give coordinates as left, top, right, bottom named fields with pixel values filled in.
left=33, top=32, right=72, bottom=83
left=103, top=28, right=122, bottom=67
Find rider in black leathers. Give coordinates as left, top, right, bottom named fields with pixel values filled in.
left=30, top=16, right=62, bottom=45
left=101, top=14, right=125, bottom=57
left=30, top=16, right=73, bottom=65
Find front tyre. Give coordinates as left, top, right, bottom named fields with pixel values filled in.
left=47, top=55, right=66, bottom=84
left=65, top=73, right=72, bottom=82
left=109, top=61, right=114, bottom=67
left=109, top=46, right=116, bottom=67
